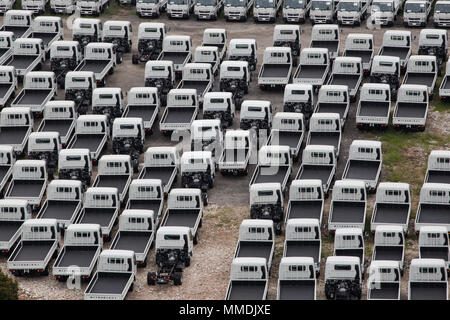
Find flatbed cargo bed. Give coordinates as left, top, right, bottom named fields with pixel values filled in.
left=251, top=165, right=289, bottom=185
left=373, top=246, right=403, bottom=261
left=124, top=105, right=157, bottom=122
left=70, top=134, right=104, bottom=151
left=228, top=280, right=267, bottom=300
left=358, top=101, right=390, bottom=117
left=404, top=72, right=435, bottom=87
left=77, top=60, right=109, bottom=74
left=419, top=247, right=449, bottom=261
left=284, top=240, right=320, bottom=264
left=78, top=208, right=117, bottom=227
left=127, top=199, right=162, bottom=215
left=7, top=180, right=45, bottom=198
left=178, top=80, right=209, bottom=94
left=442, top=76, right=450, bottom=89
left=308, top=132, right=340, bottom=151
left=10, top=240, right=54, bottom=261
left=373, top=203, right=410, bottom=225
left=269, top=131, right=302, bottom=150
left=38, top=200, right=80, bottom=221
left=86, top=272, right=132, bottom=294
left=330, top=202, right=366, bottom=223
left=380, top=46, right=410, bottom=60
left=278, top=280, right=315, bottom=300
left=260, top=64, right=291, bottom=78
left=426, top=171, right=450, bottom=184
left=296, top=165, right=334, bottom=184
left=344, top=160, right=381, bottom=181
left=409, top=282, right=447, bottom=300
left=161, top=107, right=196, bottom=123
left=5, top=55, right=37, bottom=69
left=54, top=246, right=98, bottom=268
left=221, top=148, right=249, bottom=162
left=236, top=241, right=273, bottom=262
left=0, top=221, right=23, bottom=242
left=0, top=165, right=9, bottom=183
left=0, top=126, right=29, bottom=145
left=163, top=209, right=200, bottom=229
left=295, top=64, right=327, bottom=79
left=14, top=89, right=52, bottom=105
left=111, top=231, right=152, bottom=253
left=94, top=175, right=129, bottom=195
left=329, top=74, right=360, bottom=89
left=287, top=201, right=323, bottom=221
left=29, top=32, right=57, bottom=46
left=0, top=83, right=13, bottom=98
left=344, top=50, right=372, bottom=64
left=310, top=40, right=338, bottom=53
left=2, top=26, right=29, bottom=38
left=316, top=102, right=348, bottom=120
left=39, top=119, right=73, bottom=137
left=335, top=248, right=364, bottom=262
left=417, top=203, right=450, bottom=224
left=159, top=52, right=189, bottom=65
left=368, top=282, right=400, bottom=300
left=140, top=166, right=175, bottom=187
left=0, top=48, right=9, bottom=57
left=395, top=102, right=427, bottom=118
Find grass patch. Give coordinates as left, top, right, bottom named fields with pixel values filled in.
left=103, top=2, right=122, bottom=15
left=13, top=0, right=21, bottom=9
left=431, top=61, right=450, bottom=112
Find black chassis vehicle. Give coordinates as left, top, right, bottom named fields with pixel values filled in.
left=132, top=37, right=163, bottom=64
left=65, top=83, right=94, bottom=116
left=51, top=57, right=79, bottom=89
left=220, top=77, right=248, bottom=109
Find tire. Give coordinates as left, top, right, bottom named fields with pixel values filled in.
left=132, top=55, right=138, bottom=64
left=128, top=282, right=134, bottom=292
left=193, top=232, right=199, bottom=245
left=147, top=272, right=157, bottom=285
left=185, top=257, right=191, bottom=267
left=275, top=222, right=282, bottom=235
left=140, top=257, right=147, bottom=268
left=173, top=272, right=182, bottom=285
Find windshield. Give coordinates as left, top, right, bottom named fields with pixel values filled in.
left=225, top=0, right=246, bottom=6
left=196, top=0, right=217, bottom=5
left=284, top=0, right=304, bottom=8
left=435, top=3, right=450, bottom=12
left=168, top=0, right=188, bottom=4
left=138, top=0, right=158, bottom=3
left=338, top=1, right=359, bottom=11
left=405, top=2, right=425, bottom=13
left=371, top=2, right=393, bottom=12
left=255, top=0, right=275, bottom=8
left=311, top=1, right=332, bottom=10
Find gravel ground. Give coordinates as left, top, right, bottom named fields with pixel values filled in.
left=0, top=6, right=449, bottom=300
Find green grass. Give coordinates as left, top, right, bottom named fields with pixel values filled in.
left=103, top=2, right=122, bottom=15
left=13, top=0, right=21, bottom=9
left=431, top=62, right=450, bottom=113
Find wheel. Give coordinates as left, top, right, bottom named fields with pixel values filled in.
left=193, top=232, right=199, bottom=245
left=41, top=268, right=49, bottom=276
left=128, top=282, right=134, bottom=292
left=173, top=272, right=182, bottom=285
left=185, top=257, right=191, bottom=267
left=140, top=257, right=147, bottom=268
left=275, top=222, right=282, bottom=235
left=147, top=272, right=156, bottom=285
left=109, top=67, right=114, bottom=75
left=132, top=55, right=138, bottom=64
left=199, top=218, right=203, bottom=228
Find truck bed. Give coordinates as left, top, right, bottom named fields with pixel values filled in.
left=329, top=74, right=360, bottom=90
left=29, top=32, right=57, bottom=46
left=358, top=101, right=390, bottom=117
left=442, top=76, right=450, bottom=89
left=125, top=105, right=157, bottom=122
left=54, top=246, right=99, bottom=267
left=140, top=166, right=175, bottom=188
left=0, top=83, right=12, bottom=98
left=162, top=106, right=196, bottom=124
left=10, top=240, right=54, bottom=261
left=0, top=126, right=28, bottom=145
left=0, top=165, right=8, bottom=183
left=236, top=241, right=273, bottom=262
left=228, top=280, right=267, bottom=300
left=127, top=199, right=162, bottom=215
left=38, top=200, right=80, bottom=221
left=7, top=180, right=45, bottom=198
left=159, top=52, right=188, bottom=65
left=409, top=282, right=447, bottom=300
left=373, top=246, right=403, bottom=261
left=343, top=50, right=372, bottom=64
left=284, top=240, right=320, bottom=264
left=380, top=46, right=410, bottom=60
left=426, top=170, right=450, bottom=184
left=404, top=73, right=435, bottom=88
left=269, top=131, right=302, bottom=149
left=295, top=64, right=327, bottom=79
left=316, top=102, right=347, bottom=120
left=39, top=119, right=73, bottom=137
left=308, top=132, right=340, bottom=151
left=419, top=247, right=449, bottom=261
left=330, top=202, right=366, bottom=223
left=335, top=248, right=364, bottom=262
left=0, top=48, right=9, bottom=58
left=77, top=60, right=109, bottom=73
left=5, top=55, right=37, bottom=69
left=261, top=64, right=291, bottom=78
left=373, top=203, right=410, bottom=225
left=344, top=160, right=381, bottom=181
left=287, top=200, right=323, bottom=221
left=310, top=40, right=339, bottom=53
left=94, top=175, right=129, bottom=195
left=78, top=208, right=117, bottom=227
left=86, top=272, right=132, bottom=294
left=163, top=209, right=201, bottom=229
left=221, top=148, right=249, bottom=162
left=178, top=80, right=209, bottom=94
left=111, top=231, right=152, bottom=253
left=278, top=280, right=315, bottom=300
left=70, top=134, right=104, bottom=151
left=14, top=89, right=52, bottom=105
left=3, top=26, right=29, bottom=38
left=417, top=203, right=450, bottom=224
left=395, top=102, right=427, bottom=118
left=296, top=165, right=334, bottom=184
left=252, top=165, right=289, bottom=185
left=368, top=282, right=400, bottom=300
left=0, top=221, right=23, bottom=242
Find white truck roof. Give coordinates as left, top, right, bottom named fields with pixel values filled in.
left=29, top=131, right=59, bottom=139
left=334, top=179, right=366, bottom=189
left=273, top=112, right=304, bottom=121
left=2, top=106, right=31, bottom=115
left=250, top=182, right=282, bottom=192
left=94, top=87, right=122, bottom=95
left=100, top=249, right=134, bottom=259
left=240, top=219, right=273, bottom=229
left=287, top=218, right=320, bottom=227
left=377, top=182, right=410, bottom=191
left=157, top=226, right=191, bottom=236
left=0, top=145, right=13, bottom=153
left=121, top=209, right=154, bottom=219
left=375, top=225, right=403, bottom=233
left=232, top=257, right=267, bottom=267
left=304, top=144, right=335, bottom=153
left=241, top=100, right=271, bottom=108
left=0, top=65, right=15, bottom=73
left=408, top=55, right=436, bottom=64
left=310, top=112, right=340, bottom=120
left=410, top=258, right=446, bottom=268
left=373, top=55, right=400, bottom=64
left=229, top=38, right=256, bottom=45
left=169, top=88, right=197, bottom=96
left=99, top=154, right=130, bottom=163
left=67, top=223, right=101, bottom=233
left=48, top=179, right=82, bottom=189
left=59, top=148, right=90, bottom=156
left=23, top=218, right=57, bottom=228
left=34, top=16, right=61, bottom=23
left=419, top=225, right=448, bottom=233
left=335, top=228, right=363, bottom=236
left=15, top=38, right=42, bottom=46
left=290, top=179, right=323, bottom=189
left=326, top=256, right=360, bottom=264
left=86, top=42, right=114, bottom=50
left=350, top=139, right=382, bottom=148
left=15, top=159, right=46, bottom=167
left=104, top=20, right=131, bottom=27
left=221, top=60, right=248, bottom=68
left=369, top=260, right=400, bottom=269
left=113, top=117, right=142, bottom=126
left=169, top=188, right=201, bottom=197
left=86, top=187, right=118, bottom=195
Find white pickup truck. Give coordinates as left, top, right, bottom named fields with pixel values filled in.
left=4, top=38, right=44, bottom=78
left=408, top=259, right=448, bottom=300
left=160, top=89, right=199, bottom=136
left=415, top=183, right=450, bottom=234
left=0, top=145, right=15, bottom=197
left=226, top=257, right=268, bottom=300
left=277, top=257, right=316, bottom=300
left=267, top=112, right=304, bottom=160
left=379, top=30, right=412, bottom=72
left=0, top=10, right=33, bottom=39
left=28, top=16, right=63, bottom=57
left=315, top=85, right=349, bottom=127
left=219, top=130, right=253, bottom=175
left=157, top=35, right=192, bottom=80
left=327, top=56, right=362, bottom=102
left=310, top=24, right=340, bottom=60
left=0, top=65, right=17, bottom=109
left=0, top=107, right=32, bottom=155
left=0, top=32, right=14, bottom=65
left=393, top=84, right=429, bottom=131
left=343, top=33, right=373, bottom=74
left=258, top=47, right=292, bottom=90
left=337, top=0, right=368, bottom=25
left=293, top=48, right=330, bottom=90
left=0, top=199, right=30, bottom=254
left=403, top=0, right=432, bottom=27
left=403, top=55, right=437, bottom=97
left=177, top=63, right=213, bottom=105
left=307, top=112, right=341, bottom=158
left=425, top=150, right=450, bottom=185
left=356, top=83, right=390, bottom=129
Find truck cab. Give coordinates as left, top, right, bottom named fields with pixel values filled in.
left=228, top=38, right=257, bottom=71
left=293, top=48, right=330, bottom=90
left=0, top=65, right=17, bottom=109
left=132, top=22, right=165, bottom=64
left=72, top=18, right=102, bottom=50
left=403, top=0, right=431, bottom=27
left=370, top=0, right=400, bottom=26
left=419, top=226, right=449, bottom=270
left=277, top=257, right=316, bottom=300
left=0, top=10, right=33, bottom=39
left=190, top=119, right=223, bottom=157
left=324, top=256, right=362, bottom=300
left=356, top=83, right=390, bottom=129
left=379, top=30, right=412, bottom=72
left=267, top=112, right=304, bottom=160
left=76, top=0, right=110, bottom=16
left=103, top=20, right=133, bottom=54
left=273, top=25, right=301, bottom=66
left=253, top=0, right=282, bottom=22
left=203, top=92, right=235, bottom=128
left=123, top=87, right=159, bottom=134
left=29, top=16, right=63, bottom=57
left=415, top=183, right=450, bottom=233
left=328, top=56, right=362, bottom=102
left=425, top=150, right=450, bottom=184
left=310, top=0, right=336, bottom=24
left=372, top=225, right=405, bottom=273
left=402, top=55, right=437, bottom=97
left=337, top=0, right=368, bottom=25
left=145, top=60, right=174, bottom=104
left=157, top=35, right=192, bottom=79
left=0, top=32, right=14, bottom=66
left=434, top=0, right=450, bottom=27
left=177, top=62, right=213, bottom=105
left=202, top=28, right=227, bottom=62
left=334, top=228, right=365, bottom=271
left=58, top=148, right=92, bottom=190
left=408, top=258, right=448, bottom=300
left=367, top=260, right=401, bottom=300
left=343, top=33, right=373, bottom=74
left=224, top=0, right=254, bottom=21
left=112, top=117, right=144, bottom=172
left=27, top=131, right=61, bottom=179
left=194, top=0, right=223, bottom=20
left=166, top=0, right=195, bottom=19
left=194, top=46, right=220, bottom=76
left=50, top=0, right=76, bottom=13
left=21, top=0, right=48, bottom=14
left=310, top=24, right=339, bottom=60
left=250, top=183, right=284, bottom=235
left=6, top=38, right=45, bottom=78
left=0, top=199, right=31, bottom=254
left=258, top=47, right=292, bottom=90
left=285, top=179, right=324, bottom=223
left=283, top=0, right=311, bottom=23
left=418, top=29, right=447, bottom=73
left=0, top=145, right=15, bottom=196
left=64, top=71, right=96, bottom=115
left=226, top=257, right=268, bottom=300
left=239, top=100, right=273, bottom=137
left=136, top=0, right=168, bottom=17
left=282, top=84, right=314, bottom=120
left=219, top=60, right=250, bottom=108
left=0, top=107, right=33, bottom=156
